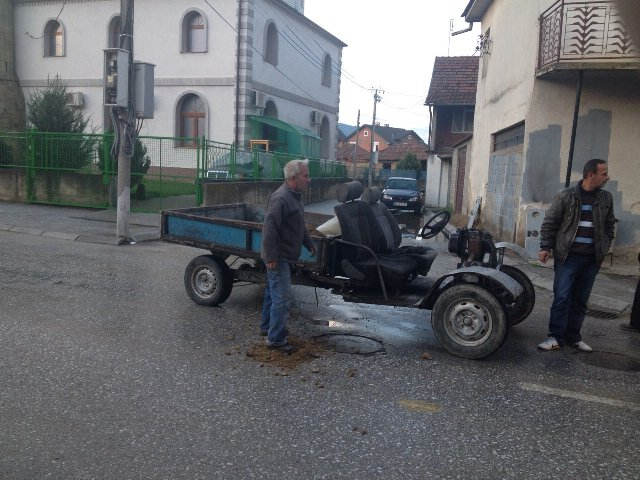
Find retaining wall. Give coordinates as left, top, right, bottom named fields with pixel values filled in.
left=202, top=178, right=348, bottom=206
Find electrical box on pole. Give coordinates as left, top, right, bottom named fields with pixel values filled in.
left=133, top=61, right=155, bottom=119
left=103, top=48, right=130, bottom=108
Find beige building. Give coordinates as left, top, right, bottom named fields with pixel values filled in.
left=460, top=0, right=640, bottom=257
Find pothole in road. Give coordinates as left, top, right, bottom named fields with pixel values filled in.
left=579, top=351, right=640, bottom=372
left=315, top=334, right=385, bottom=355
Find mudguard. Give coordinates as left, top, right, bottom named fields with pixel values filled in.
left=421, top=266, right=523, bottom=309
left=495, top=241, right=532, bottom=261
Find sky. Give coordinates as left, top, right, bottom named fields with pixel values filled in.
left=304, top=0, right=481, bottom=142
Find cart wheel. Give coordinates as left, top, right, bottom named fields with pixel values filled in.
left=499, top=265, right=535, bottom=326
left=431, top=284, right=508, bottom=359
left=184, top=255, right=233, bottom=306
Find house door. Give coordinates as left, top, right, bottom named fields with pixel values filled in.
left=485, top=123, right=525, bottom=241
left=454, top=146, right=467, bottom=214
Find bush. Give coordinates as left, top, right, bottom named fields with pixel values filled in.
left=27, top=77, right=95, bottom=170
left=98, top=136, right=151, bottom=189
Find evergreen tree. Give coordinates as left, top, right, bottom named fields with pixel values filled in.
left=27, top=77, right=95, bottom=170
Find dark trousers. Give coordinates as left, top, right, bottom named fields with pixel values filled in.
left=630, top=276, right=640, bottom=330
left=548, top=253, right=600, bottom=344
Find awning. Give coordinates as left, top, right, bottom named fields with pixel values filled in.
left=247, top=115, right=320, bottom=139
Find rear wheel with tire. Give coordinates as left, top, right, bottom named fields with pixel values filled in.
left=499, top=265, right=535, bottom=326
left=184, top=255, right=233, bottom=306
left=431, top=284, right=508, bottom=359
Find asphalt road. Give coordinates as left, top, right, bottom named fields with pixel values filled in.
left=1, top=231, right=639, bottom=479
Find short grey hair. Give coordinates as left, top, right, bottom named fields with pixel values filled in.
left=283, top=159, right=309, bottom=180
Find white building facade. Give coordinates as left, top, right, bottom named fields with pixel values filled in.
left=13, top=0, right=344, bottom=162
left=462, top=0, right=640, bottom=256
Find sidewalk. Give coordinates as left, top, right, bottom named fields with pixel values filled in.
left=0, top=202, right=160, bottom=245
left=1, top=200, right=637, bottom=315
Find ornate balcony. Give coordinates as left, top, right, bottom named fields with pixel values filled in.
left=537, top=0, right=640, bottom=76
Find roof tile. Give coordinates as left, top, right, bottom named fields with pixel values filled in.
left=425, top=56, right=479, bottom=106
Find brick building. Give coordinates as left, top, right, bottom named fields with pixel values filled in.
left=424, top=56, right=479, bottom=208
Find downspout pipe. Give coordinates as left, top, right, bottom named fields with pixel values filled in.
left=452, top=22, right=473, bottom=36
left=565, top=70, right=584, bottom=187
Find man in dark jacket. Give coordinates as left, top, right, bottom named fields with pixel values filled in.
left=538, top=159, right=615, bottom=351
left=260, top=159, right=315, bottom=353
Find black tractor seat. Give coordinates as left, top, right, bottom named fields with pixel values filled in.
left=361, top=186, right=437, bottom=277
left=333, top=181, right=430, bottom=294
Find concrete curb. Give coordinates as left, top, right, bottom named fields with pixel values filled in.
left=2, top=223, right=160, bottom=246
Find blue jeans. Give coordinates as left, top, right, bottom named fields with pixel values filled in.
left=548, top=253, right=600, bottom=344
left=260, top=261, right=291, bottom=345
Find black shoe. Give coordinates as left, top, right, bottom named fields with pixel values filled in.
left=261, top=328, right=288, bottom=337
left=267, top=342, right=297, bottom=354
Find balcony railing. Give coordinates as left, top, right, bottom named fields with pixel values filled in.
left=538, top=0, right=639, bottom=74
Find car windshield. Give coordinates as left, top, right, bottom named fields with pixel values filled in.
left=385, top=178, right=417, bottom=190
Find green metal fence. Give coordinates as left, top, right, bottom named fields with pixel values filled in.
left=0, top=131, right=346, bottom=211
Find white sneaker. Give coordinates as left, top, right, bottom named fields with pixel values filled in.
left=538, top=337, right=560, bottom=351
left=572, top=341, right=593, bottom=352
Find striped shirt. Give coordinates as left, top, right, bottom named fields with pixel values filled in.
left=571, top=187, right=596, bottom=256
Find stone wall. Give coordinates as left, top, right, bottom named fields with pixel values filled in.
left=0, top=168, right=109, bottom=205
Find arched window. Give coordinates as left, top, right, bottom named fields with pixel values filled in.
left=44, top=20, right=64, bottom=57
left=321, top=54, right=332, bottom=87
left=108, top=16, right=121, bottom=48
left=264, top=100, right=278, bottom=118
left=181, top=11, right=207, bottom=53
left=264, top=22, right=278, bottom=66
left=320, top=116, right=330, bottom=159
left=177, top=94, right=206, bottom=146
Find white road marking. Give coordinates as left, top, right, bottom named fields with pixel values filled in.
left=519, top=382, right=640, bottom=412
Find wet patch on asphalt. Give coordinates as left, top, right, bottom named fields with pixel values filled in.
left=314, top=333, right=385, bottom=355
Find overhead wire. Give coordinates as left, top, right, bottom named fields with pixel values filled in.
left=202, top=0, right=321, bottom=102
left=250, top=1, right=373, bottom=92
left=25, top=0, right=68, bottom=39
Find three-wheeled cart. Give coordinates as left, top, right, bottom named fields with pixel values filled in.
left=161, top=203, right=535, bottom=359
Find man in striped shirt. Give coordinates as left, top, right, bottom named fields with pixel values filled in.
left=538, top=159, right=615, bottom=352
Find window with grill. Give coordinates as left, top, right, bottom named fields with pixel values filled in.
left=492, top=122, right=525, bottom=152
left=44, top=20, right=64, bottom=57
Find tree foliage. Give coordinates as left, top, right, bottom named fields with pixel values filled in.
left=27, top=77, right=90, bottom=134
left=396, top=152, right=421, bottom=171
left=98, top=136, right=151, bottom=189
left=27, top=77, right=96, bottom=170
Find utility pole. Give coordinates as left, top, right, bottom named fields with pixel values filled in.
left=351, top=109, right=360, bottom=179
left=116, top=0, right=135, bottom=244
left=368, top=89, right=382, bottom=187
